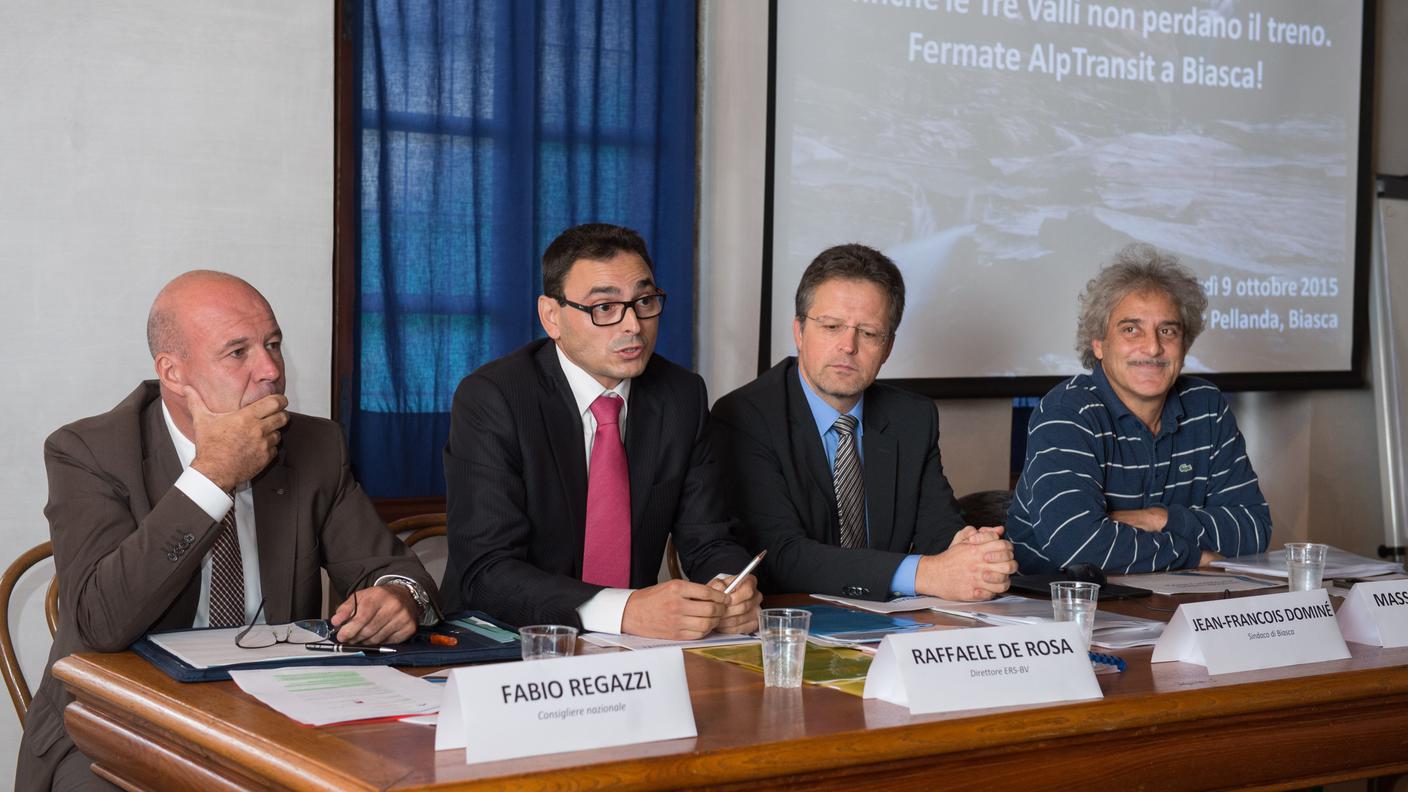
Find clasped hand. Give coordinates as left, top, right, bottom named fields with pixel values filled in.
left=916, top=525, right=1018, bottom=601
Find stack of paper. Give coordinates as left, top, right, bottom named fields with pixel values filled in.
left=148, top=625, right=330, bottom=670
left=229, top=666, right=442, bottom=726
left=580, top=632, right=755, bottom=651
left=1213, top=547, right=1405, bottom=580
left=810, top=593, right=970, bottom=614
left=929, top=597, right=1165, bottom=648
left=926, top=595, right=1041, bottom=623
left=1110, top=571, right=1279, bottom=595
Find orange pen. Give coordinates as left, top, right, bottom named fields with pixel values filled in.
left=429, top=633, right=458, bottom=647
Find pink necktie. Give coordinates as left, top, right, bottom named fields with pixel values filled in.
left=582, top=393, right=631, bottom=587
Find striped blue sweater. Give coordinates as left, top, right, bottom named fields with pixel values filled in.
left=1007, top=365, right=1271, bottom=574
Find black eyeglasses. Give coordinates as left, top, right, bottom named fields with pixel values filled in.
left=558, top=292, right=667, bottom=327
left=234, top=595, right=350, bottom=649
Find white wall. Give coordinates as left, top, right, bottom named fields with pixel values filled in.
left=698, top=0, right=1387, bottom=550
left=0, top=0, right=332, bottom=783
left=697, top=0, right=769, bottom=398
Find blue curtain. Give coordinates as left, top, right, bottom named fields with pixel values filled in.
left=347, top=0, right=698, bottom=498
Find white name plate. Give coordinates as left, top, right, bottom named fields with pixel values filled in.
left=863, top=623, right=1101, bottom=714
left=1337, top=579, right=1408, bottom=647
left=1151, top=589, right=1349, bottom=675
left=435, top=646, right=697, bottom=763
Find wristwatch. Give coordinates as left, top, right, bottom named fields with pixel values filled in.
left=375, top=575, right=438, bottom=625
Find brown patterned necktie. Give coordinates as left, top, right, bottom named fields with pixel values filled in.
left=208, top=507, right=246, bottom=627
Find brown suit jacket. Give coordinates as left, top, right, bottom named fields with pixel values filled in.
left=15, top=382, right=436, bottom=790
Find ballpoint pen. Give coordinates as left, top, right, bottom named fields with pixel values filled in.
left=306, top=642, right=397, bottom=654
left=723, top=550, right=768, bottom=595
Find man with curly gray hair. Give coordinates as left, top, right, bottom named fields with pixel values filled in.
left=1006, top=244, right=1271, bottom=574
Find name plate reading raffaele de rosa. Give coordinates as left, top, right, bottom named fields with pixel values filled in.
left=863, top=622, right=1101, bottom=714
left=1337, top=579, right=1408, bottom=648
left=435, top=646, right=696, bottom=762
left=1151, top=589, right=1350, bottom=675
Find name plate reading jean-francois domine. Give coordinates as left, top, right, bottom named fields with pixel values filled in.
left=1152, top=589, right=1349, bottom=675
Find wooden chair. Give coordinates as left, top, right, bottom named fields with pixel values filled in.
left=1, top=541, right=59, bottom=724
left=388, top=513, right=449, bottom=598
left=387, top=512, right=447, bottom=547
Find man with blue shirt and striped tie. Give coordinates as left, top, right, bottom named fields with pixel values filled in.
left=713, top=244, right=1017, bottom=601
left=1007, top=244, right=1272, bottom=575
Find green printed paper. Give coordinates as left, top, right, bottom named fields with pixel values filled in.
left=690, top=643, right=873, bottom=697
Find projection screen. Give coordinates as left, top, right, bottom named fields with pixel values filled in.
left=763, top=0, right=1373, bottom=394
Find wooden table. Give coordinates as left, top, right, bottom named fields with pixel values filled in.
left=54, top=593, right=1408, bottom=791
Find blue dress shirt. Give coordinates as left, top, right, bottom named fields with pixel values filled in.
left=797, top=368, right=921, bottom=596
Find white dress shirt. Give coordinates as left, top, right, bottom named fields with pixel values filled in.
left=556, top=345, right=636, bottom=633
left=164, top=402, right=437, bottom=628
left=161, top=401, right=264, bottom=627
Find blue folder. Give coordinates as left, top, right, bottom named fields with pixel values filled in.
left=795, top=605, right=929, bottom=643
left=132, top=610, right=522, bottom=683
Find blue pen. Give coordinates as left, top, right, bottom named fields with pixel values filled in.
left=1088, top=651, right=1126, bottom=672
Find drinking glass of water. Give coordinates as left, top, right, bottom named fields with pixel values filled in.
left=758, top=608, right=810, bottom=688
left=519, top=625, right=578, bottom=660
left=1284, top=543, right=1329, bottom=592
left=1050, top=581, right=1101, bottom=649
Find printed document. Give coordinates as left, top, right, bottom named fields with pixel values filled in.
left=229, top=665, right=441, bottom=726
left=1213, top=548, right=1404, bottom=580
left=810, top=593, right=970, bottom=613
left=1110, top=571, right=1280, bottom=595
left=580, top=632, right=756, bottom=651
left=148, top=625, right=330, bottom=670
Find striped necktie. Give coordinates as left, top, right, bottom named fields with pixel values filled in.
left=832, top=414, right=865, bottom=549
left=208, top=507, right=246, bottom=627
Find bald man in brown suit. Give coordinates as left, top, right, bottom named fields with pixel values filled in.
left=16, top=271, right=438, bottom=791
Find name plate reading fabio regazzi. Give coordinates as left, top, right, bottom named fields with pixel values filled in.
left=435, top=647, right=696, bottom=763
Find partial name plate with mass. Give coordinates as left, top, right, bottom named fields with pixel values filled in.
left=435, top=647, right=696, bottom=763
left=1337, top=578, right=1408, bottom=648
left=1152, top=589, right=1349, bottom=675
left=863, top=622, right=1101, bottom=715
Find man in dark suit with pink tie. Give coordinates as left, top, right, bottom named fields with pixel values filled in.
left=441, top=223, right=761, bottom=639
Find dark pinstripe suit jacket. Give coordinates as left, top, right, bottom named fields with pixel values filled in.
left=441, top=340, right=752, bottom=627
left=710, top=358, right=965, bottom=600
